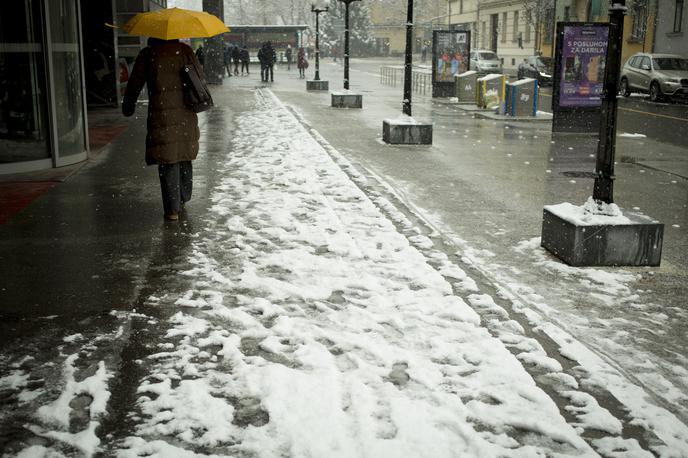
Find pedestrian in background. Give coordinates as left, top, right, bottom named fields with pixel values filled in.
left=240, top=45, right=250, bottom=75
left=122, top=38, right=201, bottom=221
left=195, top=44, right=205, bottom=69
left=232, top=44, right=241, bottom=75
left=257, top=43, right=267, bottom=81
left=285, top=45, right=293, bottom=71
left=223, top=45, right=232, bottom=77
left=264, top=42, right=276, bottom=82
left=297, top=47, right=308, bottom=79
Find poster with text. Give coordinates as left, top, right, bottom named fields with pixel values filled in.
left=558, top=25, right=609, bottom=107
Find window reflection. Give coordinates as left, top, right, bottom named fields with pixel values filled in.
left=50, top=0, right=86, bottom=159
left=0, top=0, right=50, bottom=164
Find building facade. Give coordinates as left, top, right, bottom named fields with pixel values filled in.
left=369, top=1, right=444, bottom=57
left=448, top=0, right=673, bottom=73
left=654, top=0, right=687, bottom=53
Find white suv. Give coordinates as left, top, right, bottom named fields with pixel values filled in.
left=619, top=53, right=688, bottom=102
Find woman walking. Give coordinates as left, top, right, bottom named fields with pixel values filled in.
left=122, top=38, right=201, bottom=221
left=297, top=47, right=308, bottom=79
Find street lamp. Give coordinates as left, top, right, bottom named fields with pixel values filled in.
left=338, top=0, right=361, bottom=90
left=593, top=0, right=626, bottom=204
left=382, top=0, right=433, bottom=144
left=311, top=2, right=329, bottom=82
left=403, top=0, right=414, bottom=115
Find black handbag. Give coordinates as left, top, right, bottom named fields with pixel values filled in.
left=181, top=60, right=214, bottom=113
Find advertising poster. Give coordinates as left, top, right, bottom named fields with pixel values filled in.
left=433, top=31, right=470, bottom=83
left=432, top=30, right=470, bottom=97
left=558, top=24, right=609, bottom=107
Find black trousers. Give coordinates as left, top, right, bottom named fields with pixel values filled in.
left=158, top=161, right=192, bottom=214
left=261, top=64, right=274, bottom=82
left=241, top=61, right=249, bottom=74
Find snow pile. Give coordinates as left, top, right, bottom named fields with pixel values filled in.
left=545, top=197, right=632, bottom=226
left=384, top=114, right=424, bottom=125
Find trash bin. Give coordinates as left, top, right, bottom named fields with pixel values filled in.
left=506, top=78, right=538, bottom=117
left=455, top=70, right=478, bottom=104
left=477, top=73, right=506, bottom=113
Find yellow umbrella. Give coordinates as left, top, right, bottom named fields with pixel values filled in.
left=122, top=7, right=229, bottom=40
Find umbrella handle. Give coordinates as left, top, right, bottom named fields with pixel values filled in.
left=105, top=23, right=119, bottom=29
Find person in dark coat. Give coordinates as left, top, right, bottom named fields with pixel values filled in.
left=297, top=47, right=308, bottom=79
left=285, top=45, right=293, bottom=71
left=231, top=44, right=241, bottom=75
left=240, top=46, right=250, bottom=75
left=263, top=41, right=277, bottom=82
left=195, top=45, right=205, bottom=69
left=223, top=45, right=232, bottom=77
left=122, top=38, right=201, bottom=221
left=257, top=43, right=267, bottom=82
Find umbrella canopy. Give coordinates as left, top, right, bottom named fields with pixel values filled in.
left=122, top=7, right=229, bottom=40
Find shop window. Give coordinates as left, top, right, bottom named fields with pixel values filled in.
left=502, top=12, right=507, bottom=43
left=513, top=11, right=519, bottom=41
left=0, top=0, right=51, bottom=165
left=543, top=7, right=554, bottom=44
left=631, top=0, right=648, bottom=40
left=674, top=0, right=684, bottom=32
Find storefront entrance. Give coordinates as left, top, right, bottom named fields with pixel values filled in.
left=0, top=0, right=88, bottom=174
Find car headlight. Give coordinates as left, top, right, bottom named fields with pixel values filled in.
left=666, top=78, right=680, bottom=83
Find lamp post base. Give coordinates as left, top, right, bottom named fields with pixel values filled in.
left=307, top=80, right=329, bottom=91
left=331, top=91, right=362, bottom=108
left=382, top=119, right=433, bottom=145
left=541, top=205, right=664, bottom=266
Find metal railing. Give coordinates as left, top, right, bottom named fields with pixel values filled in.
left=380, top=65, right=432, bottom=95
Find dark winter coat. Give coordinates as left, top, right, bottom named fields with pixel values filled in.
left=297, top=50, right=308, bottom=69
left=259, top=44, right=276, bottom=66
left=122, top=40, right=200, bottom=165
left=240, top=48, right=250, bottom=63
left=232, top=46, right=241, bottom=62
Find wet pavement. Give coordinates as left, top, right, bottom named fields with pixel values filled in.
left=0, top=58, right=686, bottom=457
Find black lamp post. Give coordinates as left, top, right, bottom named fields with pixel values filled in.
left=338, top=0, right=361, bottom=90
left=311, top=3, right=329, bottom=81
left=403, top=0, right=414, bottom=116
left=593, top=0, right=626, bottom=204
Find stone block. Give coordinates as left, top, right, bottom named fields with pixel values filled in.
left=306, top=80, right=329, bottom=91
left=541, top=206, right=664, bottom=266
left=331, top=92, right=362, bottom=109
left=382, top=119, right=433, bottom=145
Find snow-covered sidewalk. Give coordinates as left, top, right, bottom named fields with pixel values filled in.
left=5, top=88, right=685, bottom=457
left=120, top=90, right=595, bottom=457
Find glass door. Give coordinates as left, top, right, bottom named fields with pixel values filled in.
left=45, top=0, right=88, bottom=167
left=0, top=0, right=52, bottom=172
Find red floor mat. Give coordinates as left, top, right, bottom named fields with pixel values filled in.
left=0, top=182, right=56, bottom=225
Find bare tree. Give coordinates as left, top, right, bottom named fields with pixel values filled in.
left=522, top=0, right=554, bottom=53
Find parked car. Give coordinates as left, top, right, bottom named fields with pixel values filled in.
left=470, top=50, right=502, bottom=75
left=517, top=56, right=553, bottom=85
left=619, top=53, right=688, bottom=102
